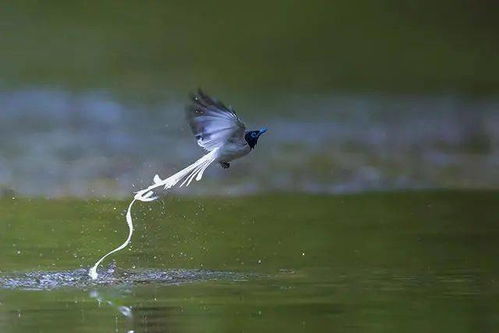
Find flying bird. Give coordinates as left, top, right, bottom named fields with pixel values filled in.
left=89, top=89, right=266, bottom=280
left=187, top=89, right=267, bottom=170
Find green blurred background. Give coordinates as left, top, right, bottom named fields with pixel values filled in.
left=2, top=0, right=499, bottom=96
left=0, top=1, right=498, bottom=332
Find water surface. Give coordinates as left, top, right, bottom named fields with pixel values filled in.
left=0, top=192, right=497, bottom=332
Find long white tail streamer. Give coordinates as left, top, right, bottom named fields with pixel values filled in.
left=89, top=148, right=219, bottom=280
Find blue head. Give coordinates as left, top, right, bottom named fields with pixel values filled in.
left=245, top=128, right=267, bottom=149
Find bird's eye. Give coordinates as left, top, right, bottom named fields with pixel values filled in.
left=251, top=132, right=258, bottom=138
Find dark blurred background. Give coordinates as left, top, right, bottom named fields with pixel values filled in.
left=1, top=0, right=498, bottom=197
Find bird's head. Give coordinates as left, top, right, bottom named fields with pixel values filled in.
left=245, top=128, right=267, bottom=149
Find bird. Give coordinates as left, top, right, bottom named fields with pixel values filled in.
left=186, top=89, right=267, bottom=170
left=89, top=89, right=266, bottom=280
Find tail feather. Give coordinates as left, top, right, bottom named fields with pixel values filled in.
left=180, top=161, right=206, bottom=187
left=90, top=148, right=220, bottom=280
left=195, top=160, right=210, bottom=181
left=134, top=148, right=219, bottom=200
left=180, top=152, right=217, bottom=187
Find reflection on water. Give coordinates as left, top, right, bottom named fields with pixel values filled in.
left=90, top=289, right=132, bottom=318
left=0, top=89, right=498, bottom=197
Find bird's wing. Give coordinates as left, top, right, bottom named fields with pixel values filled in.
left=186, top=89, right=246, bottom=151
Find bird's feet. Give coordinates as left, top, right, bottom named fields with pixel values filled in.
left=220, top=162, right=230, bottom=169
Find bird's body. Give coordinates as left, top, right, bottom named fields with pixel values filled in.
left=217, top=141, right=251, bottom=167
left=186, top=90, right=267, bottom=169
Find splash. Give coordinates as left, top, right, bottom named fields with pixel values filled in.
left=0, top=267, right=250, bottom=290
left=89, top=148, right=220, bottom=280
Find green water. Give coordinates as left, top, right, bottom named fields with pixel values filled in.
left=0, top=191, right=497, bottom=332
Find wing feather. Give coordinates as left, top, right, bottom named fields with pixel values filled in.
left=186, top=89, right=246, bottom=151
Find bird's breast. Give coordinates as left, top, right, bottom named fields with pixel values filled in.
left=218, top=142, right=251, bottom=162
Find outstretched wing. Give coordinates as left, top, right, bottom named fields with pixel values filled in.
left=186, top=89, right=246, bottom=151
